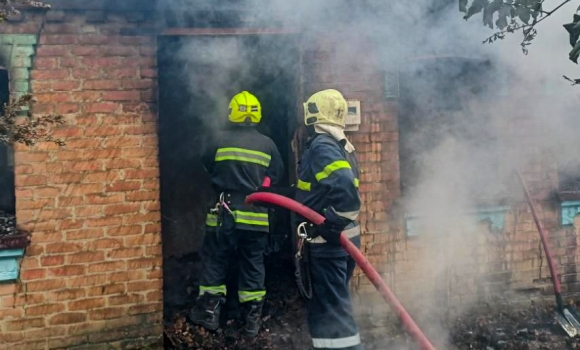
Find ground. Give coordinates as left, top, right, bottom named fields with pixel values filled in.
left=163, top=253, right=580, bottom=350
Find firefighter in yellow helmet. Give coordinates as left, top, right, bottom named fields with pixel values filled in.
left=190, top=91, right=284, bottom=336
left=295, top=89, right=364, bottom=350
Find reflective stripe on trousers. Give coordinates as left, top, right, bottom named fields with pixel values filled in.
left=313, top=333, right=361, bottom=349
left=238, top=290, right=266, bottom=303
left=309, top=225, right=360, bottom=244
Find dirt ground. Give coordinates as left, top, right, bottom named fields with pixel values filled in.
left=163, top=253, right=580, bottom=350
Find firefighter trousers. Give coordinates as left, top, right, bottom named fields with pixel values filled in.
left=306, top=237, right=364, bottom=350
left=198, top=226, right=268, bottom=303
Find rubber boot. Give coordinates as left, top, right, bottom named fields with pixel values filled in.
left=242, top=300, right=264, bottom=337
left=190, top=293, right=225, bottom=331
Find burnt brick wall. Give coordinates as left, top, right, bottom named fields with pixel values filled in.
left=0, top=10, right=162, bottom=350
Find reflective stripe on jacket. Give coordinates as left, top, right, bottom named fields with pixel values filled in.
left=295, top=134, right=361, bottom=228
left=202, top=127, right=284, bottom=232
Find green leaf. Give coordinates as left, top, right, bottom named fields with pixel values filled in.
left=496, top=4, right=511, bottom=30
left=464, top=0, right=488, bottom=20
left=569, top=40, right=580, bottom=64
left=459, top=0, right=468, bottom=13
left=564, top=14, right=580, bottom=47
left=517, top=6, right=531, bottom=24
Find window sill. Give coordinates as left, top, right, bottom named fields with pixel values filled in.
left=404, top=205, right=510, bottom=238
left=0, top=232, right=30, bottom=282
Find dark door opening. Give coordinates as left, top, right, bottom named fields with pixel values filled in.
left=158, top=34, right=299, bottom=318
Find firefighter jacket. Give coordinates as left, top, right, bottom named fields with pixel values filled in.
left=202, top=127, right=284, bottom=233
left=295, top=133, right=361, bottom=255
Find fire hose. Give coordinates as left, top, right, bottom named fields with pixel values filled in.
left=245, top=192, right=437, bottom=350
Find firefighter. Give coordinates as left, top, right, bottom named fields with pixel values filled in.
left=295, top=89, right=363, bottom=350
left=190, top=90, right=284, bottom=337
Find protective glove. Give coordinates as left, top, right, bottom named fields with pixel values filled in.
left=318, top=220, right=344, bottom=246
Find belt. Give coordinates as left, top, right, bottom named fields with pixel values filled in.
left=309, top=225, right=360, bottom=244
left=216, top=191, right=248, bottom=206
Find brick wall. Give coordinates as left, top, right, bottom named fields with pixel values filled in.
left=0, top=9, right=162, bottom=350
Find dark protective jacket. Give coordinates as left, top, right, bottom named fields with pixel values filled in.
left=202, top=127, right=284, bottom=232
left=295, top=133, right=361, bottom=256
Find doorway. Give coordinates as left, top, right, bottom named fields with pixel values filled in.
left=157, top=33, right=300, bottom=317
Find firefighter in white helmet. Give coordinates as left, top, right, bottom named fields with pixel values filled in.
left=190, top=91, right=284, bottom=337
left=294, top=89, right=363, bottom=350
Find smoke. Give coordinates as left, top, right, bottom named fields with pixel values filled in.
left=156, top=0, right=580, bottom=347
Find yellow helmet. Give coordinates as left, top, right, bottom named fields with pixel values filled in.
left=303, top=89, right=348, bottom=128
left=228, top=91, right=262, bottom=125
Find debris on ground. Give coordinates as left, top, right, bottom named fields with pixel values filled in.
left=163, top=252, right=580, bottom=350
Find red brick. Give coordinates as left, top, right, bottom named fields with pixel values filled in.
left=39, top=34, right=77, bottom=45
left=127, top=280, right=162, bottom=293
left=73, top=115, right=99, bottom=125
left=83, top=80, right=122, bottom=90
left=36, top=45, right=70, bottom=56
left=108, top=293, right=144, bottom=306
left=49, top=313, right=87, bottom=325
left=46, top=242, right=84, bottom=254
left=78, top=35, right=112, bottom=45
left=59, top=57, right=78, bottom=68
left=87, top=307, right=126, bottom=320
left=49, top=289, right=86, bottom=301
left=15, top=174, right=47, bottom=186
left=104, top=203, right=141, bottom=216
left=53, top=81, right=81, bottom=91
left=103, top=68, right=139, bottom=79
left=27, top=279, right=66, bottom=292
left=65, top=228, right=104, bottom=240
left=147, top=290, right=163, bottom=302
left=107, top=225, right=142, bottom=236
left=30, top=69, right=70, bottom=80
left=126, top=191, right=158, bottom=201
left=50, top=172, right=83, bottom=184
left=71, top=68, right=101, bottom=79
left=107, top=247, right=143, bottom=259
left=18, top=198, right=54, bottom=209
left=61, top=219, right=84, bottom=230
left=55, top=103, right=80, bottom=114
left=109, top=270, right=144, bottom=283
left=88, top=261, right=125, bottom=274
left=69, top=298, right=106, bottom=311
left=21, top=268, right=46, bottom=280
left=33, top=57, right=57, bottom=69
left=66, top=274, right=108, bottom=288
left=34, top=186, right=62, bottom=198
left=25, top=303, right=65, bottom=317
left=83, top=171, right=122, bottom=184
left=49, top=265, right=86, bottom=277
left=103, top=137, right=142, bottom=149
left=86, top=193, right=124, bottom=205
left=65, top=138, right=102, bottom=149
left=85, top=102, right=120, bottom=113
left=5, top=318, right=45, bottom=331
left=127, top=257, right=161, bottom=270
left=123, top=212, right=159, bottom=225
left=71, top=46, right=100, bottom=56
left=58, top=196, right=85, bottom=207
left=102, top=114, right=141, bottom=124
left=86, top=217, right=123, bottom=227
left=101, top=46, right=138, bottom=56
left=75, top=206, right=104, bottom=217
left=122, top=79, right=154, bottom=90
left=81, top=57, right=122, bottom=68
left=68, top=251, right=105, bottom=264
left=102, top=91, right=141, bottom=101
left=87, top=284, right=125, bottom=297
left=128, top=303, right=162, bottom=315
left=40, top=255, right=65, bottom=266
left=125, top=168, right=159, bottom=179
left=15, top=151, right=50, bottom=163
left=38, top=208, right=73, bottom=220
left=141, top=68, right=157, bottom=78
left=21, top=257, right=39, bottom=269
